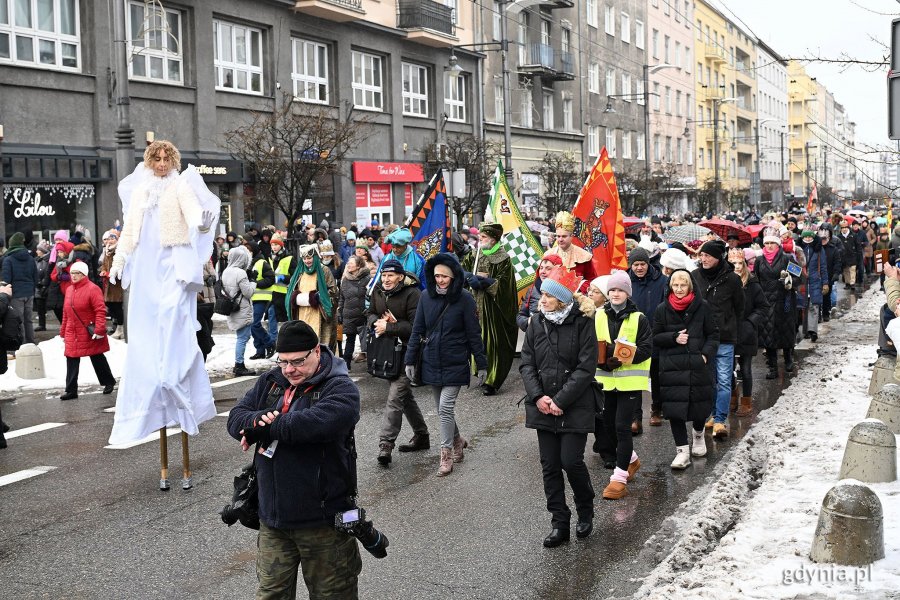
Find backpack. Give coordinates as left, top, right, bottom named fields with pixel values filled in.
left=0, top=299, right=23, bottom=351
left=213, top=280, right=242, bottom=316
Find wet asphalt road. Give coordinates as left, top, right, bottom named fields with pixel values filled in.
left=0, top=283, right=874, bottom=599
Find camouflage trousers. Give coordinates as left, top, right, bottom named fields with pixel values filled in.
left=256, top=522, right=362, bottom=600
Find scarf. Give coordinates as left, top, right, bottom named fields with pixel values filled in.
left=610, top=300, right=626, bottom=313
left=763, top=246, right=779, bottom=265
left=668, top=291, right=694, bottom=312
left=284, top=254, right=333, bottom=318
left=436, top=286, right=449, bottom=295
left=541, top=301, right=574, bottom=324
left=700, top=260, right=722, bottom=281
left=481, top=241, right=502, bottom=256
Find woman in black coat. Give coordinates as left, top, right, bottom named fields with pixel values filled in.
left=652, top=270, right=719, bottom=470
left=728, top=249, right=772, bottom=417
left=337, top=255, right=371, bottom=370
left=520, top=267, right=599, bottom=547
left=753, top=234, right=801, bottom=379
left=405, top=253, right=487, bottom=477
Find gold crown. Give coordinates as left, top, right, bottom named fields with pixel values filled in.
left=554, top=211, right=575, bottom=233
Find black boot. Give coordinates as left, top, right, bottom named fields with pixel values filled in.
left=765, top=349, right=778, bottom=379
left=784, top=349, right=795, bottom=373
left=233, top=362, right=254, bottom=377
left=398, top=433, right=430, bottom=452
left=543, top=528, right=570, bottom=547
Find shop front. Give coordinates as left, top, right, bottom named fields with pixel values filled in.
left=181, top=157, right=247, bottom=234
left=352, top=161, right=423, bottom=227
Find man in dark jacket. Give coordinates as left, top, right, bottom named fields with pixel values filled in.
left=628, top=246, right=668, bottom=432
left=1, top=232, right=38, bottom=345
left=837, top=220, right=862, bottom=291
left=366, top=258, right=429, bottom=465
left=227, top=320, right=362, bottom=599
left=819, top=225, right=842, bottom=321
left=690, top=239, right=744, bottom=438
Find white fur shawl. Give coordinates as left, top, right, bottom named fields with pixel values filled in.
left=118, top=176, right=201, bottom=255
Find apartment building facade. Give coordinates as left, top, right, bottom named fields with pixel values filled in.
left=756, top=39, right=789, bottom=208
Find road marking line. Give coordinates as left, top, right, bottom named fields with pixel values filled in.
left=211, top=376, right=256, bottom=388
left=0, top=466, right=57, bottom=487
left=105, top=427, right=182, bottom=450
left=217, top=410, right=230, bottom=417
left=5, top=423, right=67, bottom=439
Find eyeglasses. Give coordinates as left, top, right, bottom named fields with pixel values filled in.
left=273, top=349, right=314, bottom=369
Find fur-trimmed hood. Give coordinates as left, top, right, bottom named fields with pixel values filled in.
left=424, top=252, right=465, bottom=301
left=573, top=292, right=596, bottom=318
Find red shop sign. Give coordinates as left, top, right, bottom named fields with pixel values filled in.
left=369, top=184, right=392, bottom=208
left=355, top=185, right=368, bottom=207
left=353, top=161, right=424, bottom=183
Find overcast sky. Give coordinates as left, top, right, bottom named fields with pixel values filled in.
left=709, top=0, right=894, bottom=149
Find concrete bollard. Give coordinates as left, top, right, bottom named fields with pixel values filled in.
left=838, top=420, right=897, bottom=483
left=867, top=383, right=900, bottom=434
left=868, top=355, right=897, bottom=396
left=14, top=343, right=45, bottom=380
left=810, top=481, right=884, bottom=566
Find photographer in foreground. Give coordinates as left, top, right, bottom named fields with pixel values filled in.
left=227, top=320, right=363, bottom=599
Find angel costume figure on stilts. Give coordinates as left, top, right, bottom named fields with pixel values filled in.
left=107, top=140, right=220, bottom=490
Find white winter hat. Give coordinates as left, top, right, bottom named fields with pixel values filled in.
left=70, top=261, right=89, bottom=276
left=660, top=248, right=689, bottom=272
left=590, top=275, right=611, bottom=296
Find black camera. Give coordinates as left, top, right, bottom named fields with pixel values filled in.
left=334, top=507, right=389, bottom=559
left=220, top=463, right=260, bottom=530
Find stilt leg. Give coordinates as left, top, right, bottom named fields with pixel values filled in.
left=181, top=431, right=192, bottom=490
left=159, top=428, right=170, bottom=491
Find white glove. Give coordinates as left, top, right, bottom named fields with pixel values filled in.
left=108, top=252, right=126, bottom=285
left=474, top=369, right=487, bottom=387
left=405, top=365, right=416, bottom=381
left=199, top=209, right=216, bottom=233
left=91, top=333, right=103, bottom=340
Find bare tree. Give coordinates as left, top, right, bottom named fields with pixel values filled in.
left=440, top=135, right=500, bottom=226
left=224, top=94, right=372, bottom=233
left=537, top=151, right=581, bottom=217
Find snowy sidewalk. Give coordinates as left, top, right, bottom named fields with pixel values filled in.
left=636, top=286, right=899, bottom=599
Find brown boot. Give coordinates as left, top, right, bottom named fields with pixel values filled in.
left=398, top=433, right=430, bottom=452
left=729, top=389, right=738, bottom=412
left=649, top=410, right=663, bottom=426
left=631, top=420, right=643, bottom=435
left=437, top=448, right=453, bottom=477
left=735, top=396, right=753, bottom=417
left=627, top=458, right=641, bottom=482
left=452, top=435, right=468, bottom=463
left=377, top=442, right=393, bottom=466
left=602, top=481, right=628, bottom=500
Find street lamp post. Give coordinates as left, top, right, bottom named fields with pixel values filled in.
left=711, top=97, right=738, bottom=212
left=642, top=63, right=675, bottom=209
left=499, top=0, right=513, bottom=180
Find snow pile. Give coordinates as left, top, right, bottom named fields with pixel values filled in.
left=0, top=331, right=269, bottom=395
left=636, top=288, right=900, bottom=599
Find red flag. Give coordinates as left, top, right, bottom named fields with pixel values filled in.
left=807, top=182, right=817, bottom=214
left=570, top=147, right=627, bottom=276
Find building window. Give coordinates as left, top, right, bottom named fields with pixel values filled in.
left=636, top=133, right=645, bottom=160
left=493, top=1, right=501, bottom=40
left=605, top=67, right=615, bottom=96
left=607, top=128, right=617, bottom=158
left=542, top=92, right=553, bottom=130
left=620, top=12, right=630, bottom=43
left=589, top=62, right=599, bottom=93
left=636, top=79, right=645, bottom=105
left=652, top=82, right=660, bottom=111
left=214, top=19, right=263, bottom=94
left=292, top=38, right=328, bottom=104
left=563, top=98, right=572, bottom=132
left=127, top=1, right=182, bottom=83
left=698, top=147, right=704, bottom=168
left=664, top=35, right=670, bottom=63
left=684, top=46, right=691, bottom=72
left=686, top=93, right=692, bottom=118
left=494, top=84, right=503, bottom=123
left=674, top=40, right=681, bottom=68
left=675, top=90, right=682, bottom=116
left=589, top=126, right=599, bottom=156
left=444, top=72, right=466, bottom=122
left=352, top=50, right=383, bottom=111
left=665, top=136, right=672, bottom=162
left=621, top=72, right=631, bottom=100
left=0, top=0, right=79, bottom=70
left=676, top=138, right=683, bottom=164
left=518, top=13, right=527, bottom=64
left=561, top=27, right=570, bottom=53
left=604, top=5, right=614, bottom=36
left=587, top=0, right=597, bottom=28
left=622, top=131, right=632, bottom=159
left=663, top=0, right=670, bottom=15
left=520, top=91, right=532, bottom=128
left=651, top=28, right=658, bottom=59
left=402, top=62, right=428, bottom=117
left=635, top=20, right=644, bottom=50
left=653, top=135, right=660, bottom=162
left=664, top=86, right=671, bottom=113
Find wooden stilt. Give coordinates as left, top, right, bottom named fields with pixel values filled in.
left=181, top=431, right=192, bottom=490
left=159, top=428, right=170, bottom=491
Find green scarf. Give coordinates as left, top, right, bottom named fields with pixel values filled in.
left=481, top=241, right=502, bottom=256
left=284, top=254, right=333, bottom=318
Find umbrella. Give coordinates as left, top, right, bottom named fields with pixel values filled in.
left=842, top=215, right=858, bottom=224
left=526, top=220, right=548, bottom=233
left=623, top=216, right=645, bottom=233
left=876, top=217, right=888, bottom=226
left=699, top=218, right=751, bottom=245
left=746, top=223, right=766, bottom=238
left=846, top=209, right=869, bottom=218
left=664, top=223, right=714, bottom=244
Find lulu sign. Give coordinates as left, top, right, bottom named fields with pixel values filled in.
left=352, top=161, right=424, bottom=183
left=4, top=184, right=95, bottom=232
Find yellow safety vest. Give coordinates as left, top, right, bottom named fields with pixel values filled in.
left=251, top=258, right=273, bottom=302
left=271, top=255, right=294, bottom=295
left=595, top=310, right=650, bottom=392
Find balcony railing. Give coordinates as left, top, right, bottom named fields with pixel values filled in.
left=398, top=0, right=454, bottom=36
left=526, top=42, right=554, bottom=69
left=293, top=0, right=364, bottom=22
left=519, top=43, right=575, bottom=81
left=704, top=44, right=726, bottom=62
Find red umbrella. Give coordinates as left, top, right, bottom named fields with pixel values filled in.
left=700, top=218, right=751, bottom=245
left=623, top=216, right=645, bottom=233
left=746, top=224, right=766, bottom=238
left=842, top=214, right=858, bottom=224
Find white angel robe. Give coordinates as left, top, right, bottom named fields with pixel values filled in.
left=108, top=164, right=219, bottom=445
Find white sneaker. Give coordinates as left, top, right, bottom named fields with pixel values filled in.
left=671, top=445, right=691, bottom=470
left=691, top=429, right=707, bottom=457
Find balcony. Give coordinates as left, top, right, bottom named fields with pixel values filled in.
left=293, top=0, right=364, bottom=22
left=704, top=44, right=726, bottom=63
left=398, top=0, right=458, bottom=47
left=519, top=43, right=575, bottom=81
left=702, top=85, right=725, bottom=101
left=735, top=63, right=755, bottom=81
